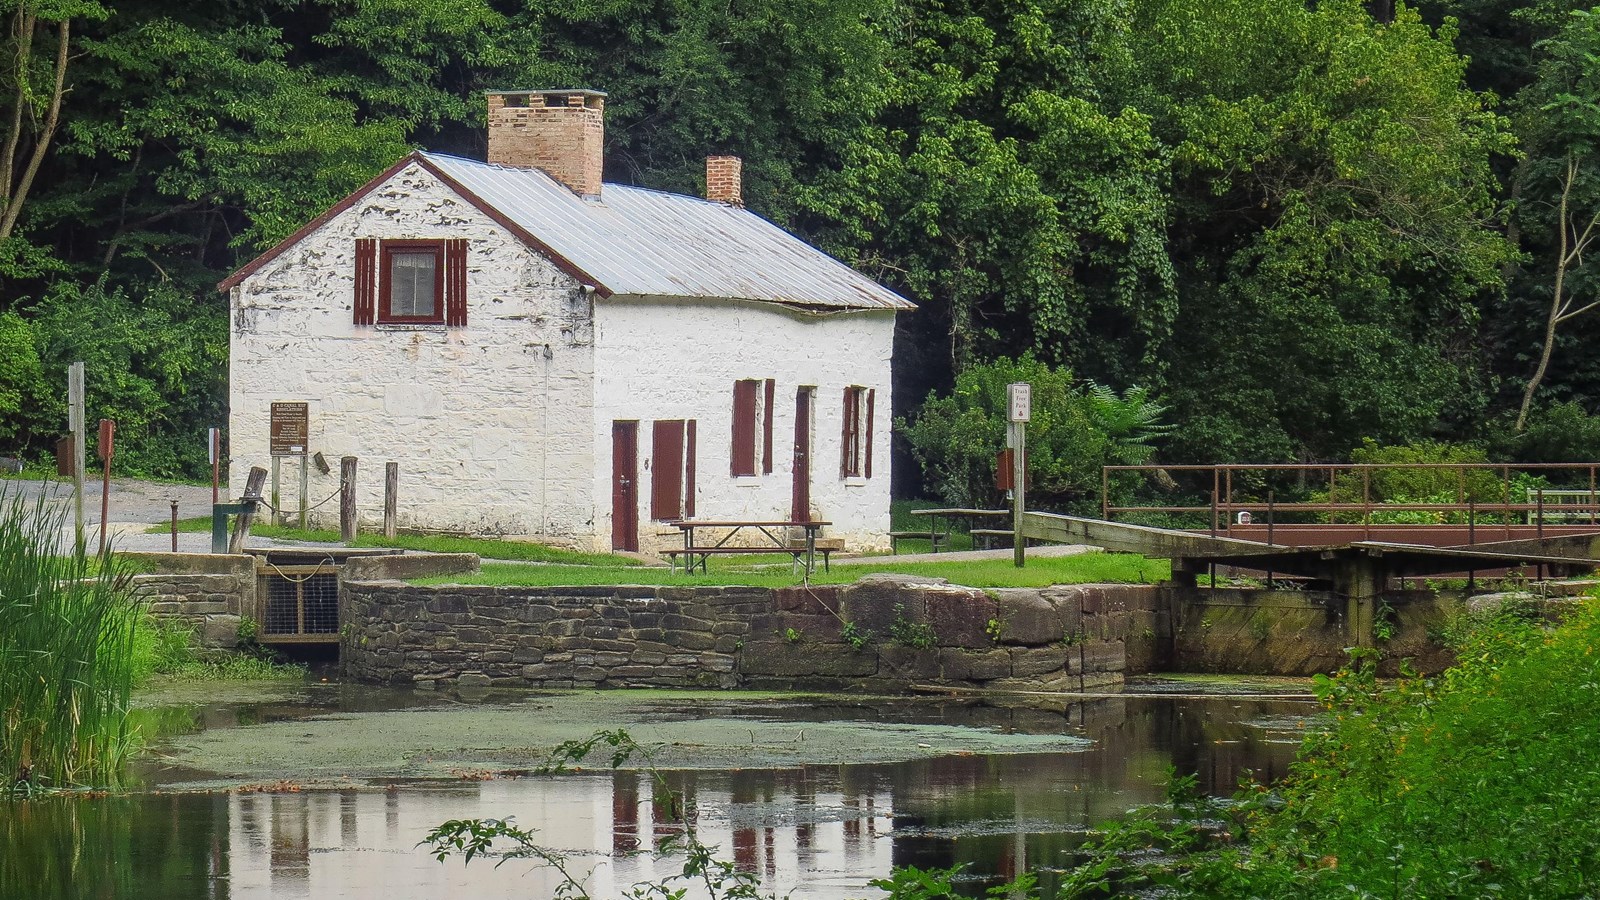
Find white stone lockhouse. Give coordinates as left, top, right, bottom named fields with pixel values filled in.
left=222, top=89, right=913, bottom=553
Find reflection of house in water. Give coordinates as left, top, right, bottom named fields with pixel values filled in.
left=23, top=695, right=1311, bottom=898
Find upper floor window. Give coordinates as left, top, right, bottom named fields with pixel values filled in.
left=381, top=241, right=445, bottom=323
left=353, top=238, right=468, bottom=327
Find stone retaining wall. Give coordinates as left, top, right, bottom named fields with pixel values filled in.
left=1169, top=586, right=1458, bottom=675
left=340, top=575, right=1164, bottom=692
left=124, top=553, right=256, bottom=649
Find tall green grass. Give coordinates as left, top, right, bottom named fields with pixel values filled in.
left=0, top=486, right=144, bottom=789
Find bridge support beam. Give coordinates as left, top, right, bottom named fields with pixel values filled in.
left=1332, top=556, right=1383, bottom=649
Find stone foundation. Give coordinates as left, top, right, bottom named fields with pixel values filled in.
left=340, top=575, right=1161, bottom=691
left=124, top=552, right=256, bottom=649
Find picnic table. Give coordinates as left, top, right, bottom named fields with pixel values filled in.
left=895, top=508, right=1010, bottom=553
left=667, top=519, right=833, bottom=574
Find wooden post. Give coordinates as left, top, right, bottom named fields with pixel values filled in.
left=229, top=466, right=268, bottom=553
left=271, top=456, right=282, bottom=527
left=68, top=362, right=85, bottom=548
left=210, top=427, right=220, bottom=506
left=383, top=462, right=398, bottom=539
left=1012, top=419, right=1026, bottom=568
left=340, top=456, right=357, bottom=542
left=298, top=453, right=310, bottom=530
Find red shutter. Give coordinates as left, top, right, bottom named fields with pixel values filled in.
left=354, top=238, right=376, bottom=325
left=444, top=238, right=468, bottom=326
left=731, top=381, right=757, bottom=476
left=840, top=387, right=854, bottom=477
left=762, top=378, right=775, bottom=474
left=652, top=420, right=685, bottom=521
left=685, top=419, right=697, bottom=517
left=865, top=388, right=875, bottom=479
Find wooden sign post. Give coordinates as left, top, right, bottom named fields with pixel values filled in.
left=67, top=362, right=86, bottom=549
left=270, top=402, right=309, bottom=528
left=1008, top=382, right=1031, bottom=568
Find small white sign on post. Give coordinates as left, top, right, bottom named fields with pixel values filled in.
left=1008, top=382, right=1031, bottom=423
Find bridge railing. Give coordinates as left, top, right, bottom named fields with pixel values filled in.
left=1101, top=462, right=1600, bottom=534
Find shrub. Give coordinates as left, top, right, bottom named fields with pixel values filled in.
left=898, top=355, right=1168, bottom=510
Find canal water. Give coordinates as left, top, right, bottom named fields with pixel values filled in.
left=1, top=679, right=1316, bottom=899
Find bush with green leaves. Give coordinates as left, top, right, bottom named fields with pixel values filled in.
left=898, top=356, right=1168, bottom=510
left=1050, top=601, right=1600, bottom=897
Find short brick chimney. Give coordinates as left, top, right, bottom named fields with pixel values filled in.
left=706, top=155, right=743, bottom=206
left=486, top=89, right=607, bottom=197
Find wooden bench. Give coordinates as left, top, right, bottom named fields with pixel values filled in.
left=889, top=530, right=947, bottom=554
left=970, top=528, right=1014, bottom=550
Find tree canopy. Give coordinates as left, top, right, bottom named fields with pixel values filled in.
left=0, top=0, right=1592, bottom=482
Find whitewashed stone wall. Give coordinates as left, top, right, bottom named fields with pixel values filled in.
left=231, top=161, right=899, bottom=551
left=592, top=297, right=895, bottom=553
left=230, top=162, right=597, bottom=537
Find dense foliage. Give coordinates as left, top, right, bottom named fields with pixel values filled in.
left=899, top=356, right=1167, bottom=510
left=0, top=1, right=1597, bottom=480
left=1037, top=601, right=1600, bottom=897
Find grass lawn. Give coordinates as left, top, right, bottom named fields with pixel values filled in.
left=146, top=520, right=643, bottom=566
left=417, top=550, right=1168, bottom=589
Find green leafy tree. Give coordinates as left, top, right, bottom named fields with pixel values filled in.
left=898, top=356, right=1168, bottom=510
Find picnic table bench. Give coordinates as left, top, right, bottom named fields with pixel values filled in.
left=895, top=508, right=1010, bottom=553
left=666, top=519, right=833, bottom=574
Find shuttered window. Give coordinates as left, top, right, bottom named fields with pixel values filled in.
left=356, top=238, right=468, bottom=327
left=762, top=378, right=775, bottom=474
left=730, top=379, right=775, bottom=476
left=354, top=239, right=377, bottom=325
left=652, top=420, right=689, bottom=521
left=841, top=386, right=874, bottom=478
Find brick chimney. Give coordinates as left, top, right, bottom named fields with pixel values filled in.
left=486, top=89, right=607, bottom=197
left=706, top=155, right=743, bottom=206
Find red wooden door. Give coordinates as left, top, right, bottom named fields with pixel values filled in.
left=612, top=421, right=639, bottom=551
left=792, top=388, right=812, bottom=522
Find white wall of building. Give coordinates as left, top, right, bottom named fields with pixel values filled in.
left=592, top=297, right=896, bottom=553
left=229, top=162, right=597, bottom=537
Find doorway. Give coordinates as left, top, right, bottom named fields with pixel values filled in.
left=612, top=421, right=639, bottom=551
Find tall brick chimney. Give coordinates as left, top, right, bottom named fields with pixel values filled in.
left=486, top=89, right=607, bottom=197
left=706, top=155, right=743, bottom=206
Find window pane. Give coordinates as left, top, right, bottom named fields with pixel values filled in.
left=391, top=252, right=436, bottom=317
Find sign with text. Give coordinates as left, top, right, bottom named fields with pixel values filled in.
left=270, top=402, right=309, bottom=456
left=1008, top=382, right=1032, bottom=423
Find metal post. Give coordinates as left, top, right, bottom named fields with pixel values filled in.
left=97, top=419, right=114, bottom=556
left=1012, top=420, right=1026, bottom=568
left=68, top=362, right=85, bottom=548
left=299, top=453, right=310, bottom=530
left=340, top=456, right=358, bottom=542
left=170, top=500, right=179, bottom=553
left=1266, top=490, right=1275, bottom=588
left=384, top=462, right=399, bottom=539
left=1467, top=500, right=1476, bottom=590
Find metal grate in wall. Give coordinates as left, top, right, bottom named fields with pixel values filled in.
left=259, top=568, right=340, bottom=642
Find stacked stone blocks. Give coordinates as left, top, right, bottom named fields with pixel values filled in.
left=341, top=572, right=1162, bottom=692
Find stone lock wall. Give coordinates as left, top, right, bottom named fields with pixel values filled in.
left=339, top=574, right=1164, bottom=692
left=124, top=552, right=256, bottom=649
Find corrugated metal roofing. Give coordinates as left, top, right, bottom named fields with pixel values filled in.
left=421, top=152, right=914, bottom=312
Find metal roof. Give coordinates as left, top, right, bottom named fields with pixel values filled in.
left=420, top=152, right=914, bottom=312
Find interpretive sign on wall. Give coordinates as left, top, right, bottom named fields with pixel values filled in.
left=270, top=402, right=309, bottom=456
